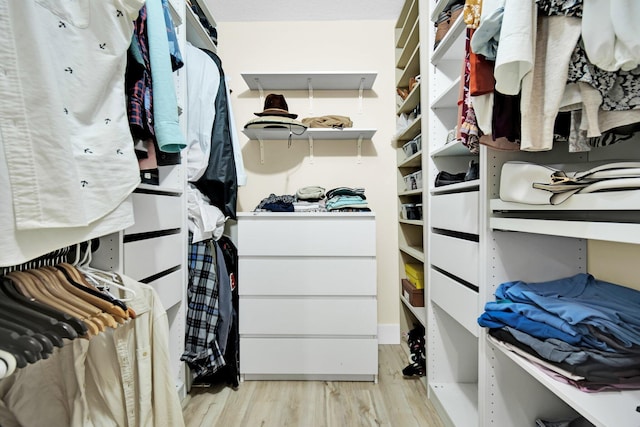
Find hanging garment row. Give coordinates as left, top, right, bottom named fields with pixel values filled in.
left=0, top=262, right=134, bottom=375
left=0, top=260, right=185, bottom=427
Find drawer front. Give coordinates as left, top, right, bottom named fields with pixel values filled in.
left=240, top=337, right=378, bottom=376
left=123, top=233, right=183, bottom=281
left=430, top=233, right=479, bottom=285
left=126, top=192, right=182, bottom=235
left=237, top=215, right=376, bottom=256
left=147, top=268, right=183, bottom=310
left=431, top=191, right=479, bottom=235
left=239, top=257, right=376, bottom=296
left=239, top=297, right=377, bottom=336
left=430, top=268, right=479, bottom=337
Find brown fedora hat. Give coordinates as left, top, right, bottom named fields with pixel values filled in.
left=254, top=93, right=298, bottom=119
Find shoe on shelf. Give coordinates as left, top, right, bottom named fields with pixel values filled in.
left=464, top=159, right=479, bottom=181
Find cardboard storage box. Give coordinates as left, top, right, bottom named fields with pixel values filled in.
left=404, top=263, right=424, bottom=289
left=402, top=278, right=424, bottom=307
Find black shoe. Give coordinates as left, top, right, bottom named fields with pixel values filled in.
left=464, top=160, right=479, bottom=181
left=402, top=355, right=426, bottom=378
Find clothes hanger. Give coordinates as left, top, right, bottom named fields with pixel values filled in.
left=21, top=269, right=105, bottom=333
left=0, top=277, right=84, bottom=338
left=1, top=273, right=82, bottom=341
left=73, top=246, right=138, bottom=302
left=27, top=268, right=113, bottom=332
left=0, top=326, right=43, bottom=364
left=0, top=316, right=55, bottom=358
left=6, top=271, right=99, bottom=338
left=47, top=266, right=128, bottom=325
left=0, top=349, right=17, bottom=379
left=55, top=263, right=129, bottom=316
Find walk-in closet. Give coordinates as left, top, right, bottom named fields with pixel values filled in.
left=1, top=0, right=639, bottom=426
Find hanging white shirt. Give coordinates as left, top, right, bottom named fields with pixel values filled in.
left=0, top=0, right=143, bottom=265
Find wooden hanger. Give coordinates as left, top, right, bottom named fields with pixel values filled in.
left=46, top=266, right=128, bottom=324
left=3, top=272, right=85, bottom=339
left=28, top=268, right=116, bottom=331
left=0, top=277, right=85, bottom=338
left=7, top=271, right=100, bottom=338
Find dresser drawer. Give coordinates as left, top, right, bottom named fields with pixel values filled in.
left=430, top=233, right=478, bottom=286
left=240, top=337, right=378, bottom=376
left=126, top=192, right=182, bottom=235
left=239, top=257, right=376, bottom=296
left=237, top=214, right=376, bottom=256
left=430, top=268, right=479, bottom=337
left=123, top=232, right=183, bottom=281
left=431, top=191, right=479, bottom=235
left=239, top=297, right=377, bottom=336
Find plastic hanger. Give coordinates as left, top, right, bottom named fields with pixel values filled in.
left=0, top=277, right=84, bottom=338
left=0, top=349, right=17, bottom=379
left=0, top=326, right=43, bottom=364
left=56, top=263, right=129, bottom=313
left=0, top=316, right=55, bottom=357
left=74, top=244, right=137, bottom=302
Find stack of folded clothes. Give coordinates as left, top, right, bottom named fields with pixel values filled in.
left=325, top=187, right=370, bottom=212
left=254, top=193, right=296, bottom=212
left=293, top=186, right=326, bottom=212
left=478, top=273, right=640, bottom=392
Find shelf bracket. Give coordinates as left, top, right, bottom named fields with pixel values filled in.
left=357, top=134, right=363, bottom=164
left=255, top=78, right=265, bottom=109
left=307, top=78, right=314, bottom=114
left=358, top=77, right=365, bottom=114
left=308, top=134, right=314, bottom=164
left=257, top=136, right=265, bottom=164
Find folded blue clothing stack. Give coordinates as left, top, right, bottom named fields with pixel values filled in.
left=325, top=187, right=370, bottom=212
left=478, top=273, right=640, bottom=391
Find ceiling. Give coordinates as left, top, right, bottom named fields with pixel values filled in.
left=203, top=0, right=405, bottom=22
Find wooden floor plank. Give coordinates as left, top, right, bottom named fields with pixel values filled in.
left=183, top=345, right=444, bottom=427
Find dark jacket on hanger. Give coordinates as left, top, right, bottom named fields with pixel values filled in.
left=194, top=50, right=238, bottom=219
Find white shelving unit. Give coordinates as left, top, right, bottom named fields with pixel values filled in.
left=424, top=2, right=481, bottom=425
left=421, top=3, right=640, bottom=425
left=481, top=140, right=640, bottom=427
left=395, top=0, right=427, bottom=388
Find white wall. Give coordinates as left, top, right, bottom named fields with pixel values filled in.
left=217, top=20, right=401, bottom=341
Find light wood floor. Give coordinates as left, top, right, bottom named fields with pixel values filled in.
left=181, top=345, right=445, bottom=427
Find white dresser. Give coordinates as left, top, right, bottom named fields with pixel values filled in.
left=236, top=212, right=378, bottom=382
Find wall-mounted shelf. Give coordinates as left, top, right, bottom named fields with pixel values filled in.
left=242, top=128, right=377, bottom=164
left=241, top=72, right=377, bottom=91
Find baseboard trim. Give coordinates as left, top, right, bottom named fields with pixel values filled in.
left=377, top=323, right=400, bottom=344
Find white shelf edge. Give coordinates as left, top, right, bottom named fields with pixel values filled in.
left=490, top=217, right=640, bottom=244
left=398, top=150, right=422, bottom=168
left=430, top=76, right=460, bottom=110
left=430, top=180, right=479, bottom=194
left=401, top=294, right=426, bottom=327
left=185, top=6, right=217, bottom=52
left=429, top=382, right=479, bottom=427
left=399, top=219, right=424, bottom=226
left=490, top=339, right=640, bottom=427
left=242, top=128, right=376, bottom=141
left=241, top=72, right=377, bottom=91
left=431, top=15, right=465, bottom=65
left=430, top=0, right=459, bottom=22
left=136, top=183, right=183, bottom=195
left=490, top=193, right=640, bottom=212
left=399, top=244, right=425, bottom=262
left=395, top=115, right=422, bottom=142
left=168, top=0, right=183, bottom=26
left=399, top=188, right=423, bottom=197
left=397, top=82, right=421, bottom=115
left=431, top=139, right=476, bottom=157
